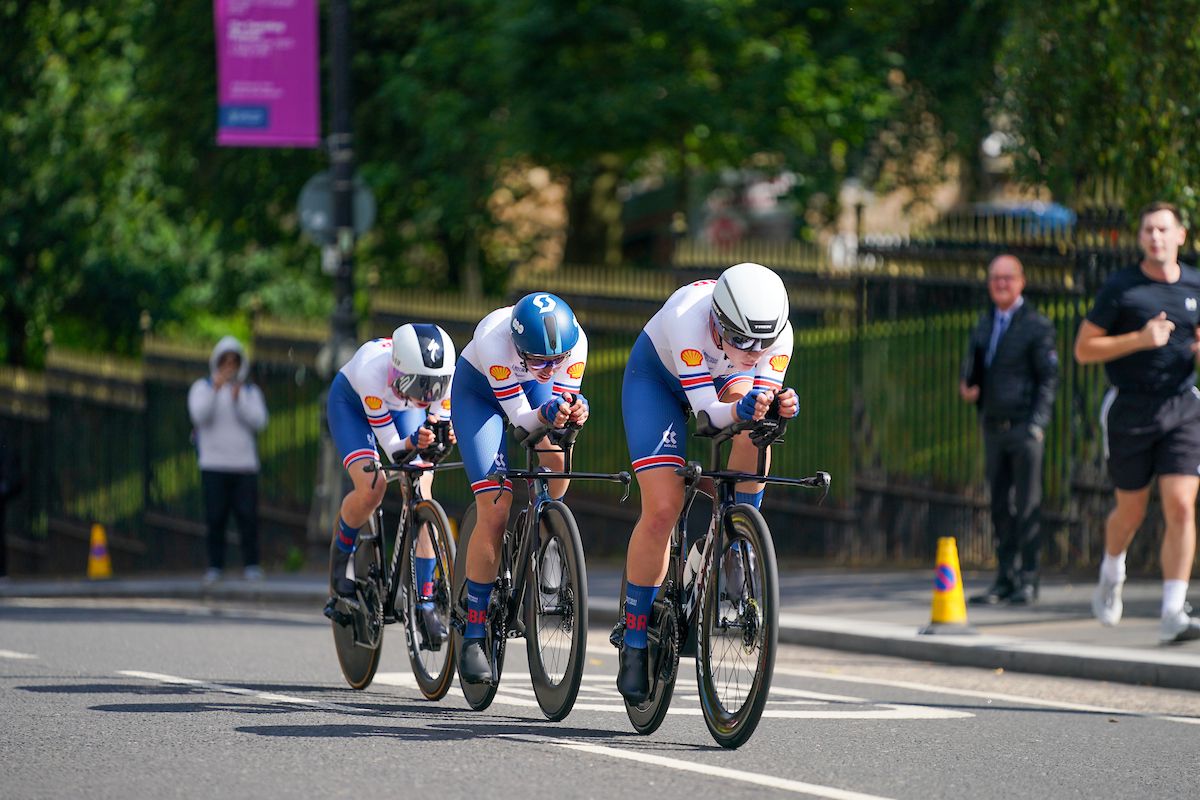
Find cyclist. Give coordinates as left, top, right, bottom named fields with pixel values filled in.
left=616, top=262, right=799, bottom=703
left=452, top=292, right=590, bottom=684
left=326, top=323, right=457, bottom=647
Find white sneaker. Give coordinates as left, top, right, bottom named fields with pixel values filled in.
left=243, top=565, right=264, bottom=581
left=1159, top=605, right=1200, bottom=644
left=202, top=568, right=222, bottom=585
left=1092, top=576, right=1124, bottom=626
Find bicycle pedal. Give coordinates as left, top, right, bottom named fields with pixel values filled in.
left=323, top=599, right=354, bottom=628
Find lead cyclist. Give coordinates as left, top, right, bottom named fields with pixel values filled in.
left=616, top=262, right=799, bottom=704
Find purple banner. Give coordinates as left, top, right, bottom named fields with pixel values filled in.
left=214, top=0, right=319, bottom=148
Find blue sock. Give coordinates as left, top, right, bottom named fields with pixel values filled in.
left=736, top=490, right=764, bottom=509
left=623, top=581, right=659, bottom=649
left=415, top=556, right=436, bottom=607
left=465, top=578, right=493, bottom=639
left=335, top=517, right=358, bottom=553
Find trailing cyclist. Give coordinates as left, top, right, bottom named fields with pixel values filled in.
left=616, top=262, right=799, bottom=704
left=451, top=292, right=590, bottom=684
left=326, top=323, right=457, bottom=647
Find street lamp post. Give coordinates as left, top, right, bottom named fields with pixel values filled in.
left=308, top=0, right=359, bottom=563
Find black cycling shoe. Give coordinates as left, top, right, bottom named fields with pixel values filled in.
left=459, top=638, right=493, bottom=685
left=617, top=645, right=649, bottom=705
left=416, top=603, right=449, bottom=648
left=329, top=544, right=356, bottom=597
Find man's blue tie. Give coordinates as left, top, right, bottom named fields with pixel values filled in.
left=986, top=312, right=1010, bottom=366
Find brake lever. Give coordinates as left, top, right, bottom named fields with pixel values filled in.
left=617, top=471, right=632, bottom=502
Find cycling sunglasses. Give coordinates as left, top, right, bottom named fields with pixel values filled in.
left=521, top=350, right=572, bottom=370
left=712, top=312, right=778, bottom=352
left=392, top=373, right=449, bottom=404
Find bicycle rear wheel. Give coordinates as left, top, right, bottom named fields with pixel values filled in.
left=331, top=516, right=385, bottom=690
left=524, top=501, right=588, bottom=721
left=696, top=504, right=778, bottom=749
left=451, top=503, right=506, bottom=710
left=621, top=572, right=681, bottom=736
left=399, top=499, right=457, bottom=700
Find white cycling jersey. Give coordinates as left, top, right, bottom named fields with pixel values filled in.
left=460, top=306, right=589, bottom=430
left=338, top=338, right=452, bottom=457
left=643, top=279, right=793, bottom=428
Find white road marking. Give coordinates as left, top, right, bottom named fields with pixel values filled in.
left=503, top=734, right=896, bottom=800
left=117, top=670, right=373, bottom=714
left=372, top=672, right=972, bottom=719
left=773, top=666, right=1200, bottom=725
left=0, top=649, right=38, bottom=660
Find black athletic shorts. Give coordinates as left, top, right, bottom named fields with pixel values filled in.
left=1101, top=387, right=1200, bottom=490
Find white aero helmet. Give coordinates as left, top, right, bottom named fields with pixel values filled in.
left=389, top=323, right=456, bottom=403
left=711, top=262, right=789, bottom=351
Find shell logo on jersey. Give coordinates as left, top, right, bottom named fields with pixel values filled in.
left=365, top=396, right=383, bottom=410
left=566, top=361, right=585, bottom=380
left=680, top=349, right=704, bottom=367
left=441, top=399, right=452, bottom=411
left=490, top=365, right=511, bottom=381
left=769, top=355, right=790, bottom=372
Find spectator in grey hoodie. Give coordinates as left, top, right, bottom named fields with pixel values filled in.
left=188, top=336, right=269, bottom=583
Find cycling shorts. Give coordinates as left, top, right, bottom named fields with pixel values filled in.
left=451, top=361, right=552, bottom=493
left=622, top=332, right=752, bottom=474
left=327, top=372, right=426, bottom=469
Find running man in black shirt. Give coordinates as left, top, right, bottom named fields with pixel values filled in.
left=1075, top=201, right=1200, bottom=644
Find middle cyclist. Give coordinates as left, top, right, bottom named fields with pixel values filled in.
left=451, top=292, right=590, bottom=684
left=616, top=262, right=799, bottom=703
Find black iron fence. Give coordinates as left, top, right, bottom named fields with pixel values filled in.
left=3, top=217, right=1198, bottom=578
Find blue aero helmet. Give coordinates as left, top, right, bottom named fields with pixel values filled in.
left=510, top=292, right=579, bottom=362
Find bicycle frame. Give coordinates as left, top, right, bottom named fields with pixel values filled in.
left=660, top=413, right=831, bottom=643
left=345, top=423, right=462, bottom=631
left=486, top=424, right=632, bottom=634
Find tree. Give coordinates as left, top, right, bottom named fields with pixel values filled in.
left=996, top=1, right=1200, bottom=221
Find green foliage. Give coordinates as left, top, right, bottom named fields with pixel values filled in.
left=996, top=1, right=1200, bottom=220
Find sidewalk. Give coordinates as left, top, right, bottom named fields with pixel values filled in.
left=3, top=567, right=1200, bottom=692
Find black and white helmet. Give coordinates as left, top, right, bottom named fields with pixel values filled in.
left=711, top=262, right=789, bottom=351
left=389, top=323, right=456, bottom=403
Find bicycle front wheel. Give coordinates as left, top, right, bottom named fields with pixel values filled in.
left=331, top=517, right=385, bottom=690
left=451, top=503, right=506, bottom=711
left=399, top=499, right=457, bottom=700
left=696, top=504, right=778, bottom=749
left=524, top=500, right=588, bottom=721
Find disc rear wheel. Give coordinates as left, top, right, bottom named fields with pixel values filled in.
left=621, top=572, right=681, bottom=736
left=331, top=517, right=385, bottom=690
left=451, top=503, right=507, bottom=710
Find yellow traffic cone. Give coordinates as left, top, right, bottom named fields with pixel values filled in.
left=919, top=536, right=975, bottom=635
left=87, top=523, right=113, bottom=580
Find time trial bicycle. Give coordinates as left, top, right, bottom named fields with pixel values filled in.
left=451, top=419, right=631, bottom=721
left=325, top=420, right=461, bottom=700
left=611, top=409, right=830, bottom=748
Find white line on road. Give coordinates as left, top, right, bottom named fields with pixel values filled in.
left=0, top=649, right=37, bottom=660
left=371, top=672, right=972, bottom=719
left=773, top=666, right=1200, bottom=725
left=503, top=734, right=896, bottom=800
left=117, top=670, right=374, bottom=714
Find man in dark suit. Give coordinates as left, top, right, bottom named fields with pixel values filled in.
left=960, top=254, right=1059, bottom=605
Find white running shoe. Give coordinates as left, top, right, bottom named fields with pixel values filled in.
left=1159, top=604, right=1200, bottom=644
left=202, top=568, right=222, bottom=586
left=1092, top=576, right=1124, bottom=626
left=243, top=565, right=264, bottom=581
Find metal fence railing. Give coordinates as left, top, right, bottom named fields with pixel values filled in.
left=4, top=212, right=1198, bottom=577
